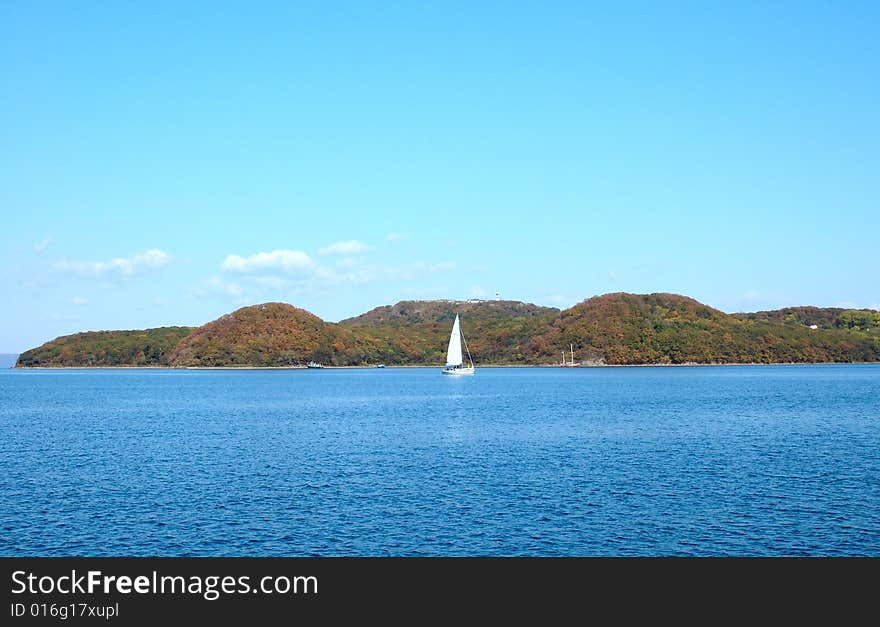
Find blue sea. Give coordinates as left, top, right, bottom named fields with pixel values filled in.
left=1, top=365, right=878, bottom=556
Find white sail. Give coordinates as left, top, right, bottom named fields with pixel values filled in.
left=445, top=314, right=463, bottom=366
left=442, top=313, right=474, bottom=375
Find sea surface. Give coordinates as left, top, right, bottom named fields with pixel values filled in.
left=1, top=365, right=878, bottom=556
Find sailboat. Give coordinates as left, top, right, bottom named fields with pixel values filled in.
left=562, top=343, right=580, bottom=367
left=442, top=314, right=475, bottom=375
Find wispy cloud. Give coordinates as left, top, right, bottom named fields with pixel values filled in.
left=203, top=247, right=458, bottom=305
left=34, top=236, right=52, bottom=253
left=202, top=276, right=244, bottom=297
left=313, top=265, right=376, bottom=285
left=55, top=249, right=170, bottom=277
left=544, top=293, right=574, bottom=306
left=320, top=260, right=453, bottom=285
left=387, top=233, right=409, bottom=243
left=194, top=273, right=297, bottom=303
left=835, top=301, right=857, bottom=309
left=742, top=290, right=764, bottom=302
left=608, top=270, right=618, bottom=280
left=468, top=286, right=487, bottom=298
left=318, top=240, right=369, bottom=256
left=222, top=250, right=313, bottom=273
left=69, top=296, right=88, bottom=306
left=47, top=313, right=81, bottom=322
left=252, top=275, right=289, bottom=290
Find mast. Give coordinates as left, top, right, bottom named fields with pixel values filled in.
left=461, top=321, right=474, bottom=369
left=570, top=343, right=575, bottom=364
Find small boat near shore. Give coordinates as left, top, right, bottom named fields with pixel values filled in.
left=561, top=343, right=580, bottom=367
left=307, top=361, right=324, bottom=369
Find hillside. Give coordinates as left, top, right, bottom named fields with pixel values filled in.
left=340, top=299, right=559, bottom=365
left=734, top=306, right=880, bottom=332
left=15, top=327, right=194, bottom=367
left=526, top=293, right=880, bottom=364
left=167, top=303, right=345, bottom=367
left=15, top=294, right=880, bottom=367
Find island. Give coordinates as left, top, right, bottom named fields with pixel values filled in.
left=15, top=293, right=880, bottom=368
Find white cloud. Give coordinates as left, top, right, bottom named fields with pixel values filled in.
left=318, top=240, right=369, bottom=256
left=69, top=296, right=88, bottom=305
left=203, top=250, right=460, bottom=303
left=222, top=250, right=313, bottom=273
left=869, top=303, right=880, bottom=311
left=387, top=233, right=409, bottom=243
left=55, top=249, right=170, bottom=277
left=194, top=273, right=298, bottom=303
left=34, top=236, right=52, bottom=253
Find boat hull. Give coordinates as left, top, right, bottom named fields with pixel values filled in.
left=442, top=367, right=475, bottom=376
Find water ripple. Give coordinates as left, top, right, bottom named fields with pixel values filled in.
left=0, top=365, right=878, bottom=556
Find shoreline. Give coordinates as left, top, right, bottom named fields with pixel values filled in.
left=9, top=361, right=879, bottom=370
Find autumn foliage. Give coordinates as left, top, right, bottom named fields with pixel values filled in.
left=16, top=294, right=880, bottom=367
left=15, top=327, right=194, bottom=367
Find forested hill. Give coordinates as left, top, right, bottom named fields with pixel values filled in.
left=339, top=299, right=559, bottom=365
left=734, top=306, right=880, bottom=331
left=167, top=302, right=379, bottom=367
left=15, top=327, right=194, bottom=367
left=525, top=293, right=880, bottom=364
left=15, top=294, right=880, bottom=367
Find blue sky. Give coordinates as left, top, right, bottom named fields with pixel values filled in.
left=2, top=1, right=878, bottom=352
